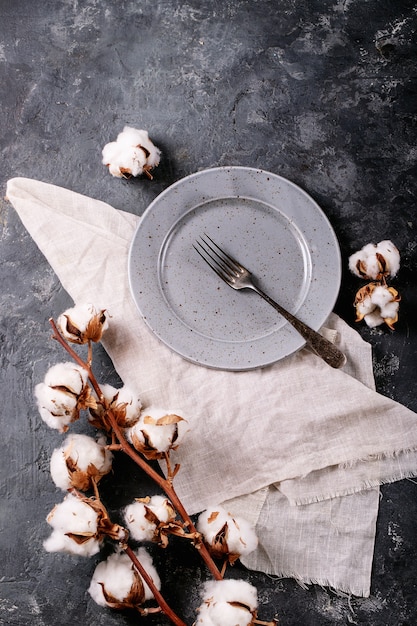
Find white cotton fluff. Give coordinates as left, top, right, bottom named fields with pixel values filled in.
left=50, top=434, right=113, bottom=491
left=104, top=384, right=142, bottom=425
left=89, top=383, right=142, bottom=429
left=44, top=362, right=88, bottom=395
left=35, top=383, right=79, bottom=432
left=357, top=285, right=400, bottom=328
left=43, top=493, right=101, bottom=556
left=58, top=303, right=109, bottom=341
left=34, top=362, right=89, bottom=431
left=88, top=548, right=160, bottom=607
left=197, top=505, right=258, bottom=557
left=348, top=240, right=400, bottom=280
left=124, top=495, right=175, bottom=542
left=126, top=406, right=185, bottom=454
left=195, top=579, right=258, bottom=626
left=102, top=126, right=161, bottom=179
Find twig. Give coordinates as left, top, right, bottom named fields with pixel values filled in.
left=125, top=545, right=187, bottom=626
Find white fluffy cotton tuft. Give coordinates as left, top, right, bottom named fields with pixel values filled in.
left=88, top=548, right=160, bottom=608
left=197, top=505, right=258, bottom=558
left=195, top=579, right=258, bottom=626
left=348, top=240, right=400, bottom=280
left=50, top=433, right=113, bottom=491
left=43, top=493, right=101, bottom=556
left=124, top=495, right=176, bottom=542
left=34, top=362, right=89, bottom=432
left=354, top=283, right=400, bottom=329
left=57, top=303, right=109, bottom=344
left=126, top=406, right=186, bottom=457
left=102, top=126, right=161, bottom=179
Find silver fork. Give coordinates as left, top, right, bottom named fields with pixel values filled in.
left=194, top=234, right=346, bottom=369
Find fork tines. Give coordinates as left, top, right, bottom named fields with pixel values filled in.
left=193, top=234, right=240, bottom=280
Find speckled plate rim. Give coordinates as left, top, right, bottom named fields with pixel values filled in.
left=128, top=166, right=341, bottom=370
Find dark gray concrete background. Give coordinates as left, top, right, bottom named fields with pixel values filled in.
left=1, top=1, right=417, bottom=624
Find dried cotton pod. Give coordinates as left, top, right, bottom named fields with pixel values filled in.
left=50, top=434, right=113, bottom=492
left=88, top=548, right=161, bottom=611
left=126, top=406, right=186, bottom=460
left=57, top=303, right=108, bottom=344
left=89, top=383, right=142, bottom=431
left=34, top=362, right=93, bottom=432
left=354, top=282, right=400, bottom=329
left=195, top=579, right=258, bottom=626
left=124, top=495, right=178, bottom=546
left=197, top=505, right=258, bottom=565
left=44, top=493, right=126, bottom=557
left=348, top=240, right=400, bottom=281
left=102, top=126, right=161, bottom=179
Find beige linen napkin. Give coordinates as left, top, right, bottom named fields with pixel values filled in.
left=6, top=177, right=417, bottom=598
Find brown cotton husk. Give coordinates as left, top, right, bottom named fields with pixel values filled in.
left=354, top=283, right=400, bottom=329
left=100, top=567, right=146, bottom=610
left=65, top=456, right=107, bottom=492
left=60, top=309, right=107, bottom=344
left=208, top=522, right=240, bottom=565
left=354, top=251, right=389, bottom=281
left=130, top=413, right=184, bottom=458
left=142, top=413, right=185, bottom=427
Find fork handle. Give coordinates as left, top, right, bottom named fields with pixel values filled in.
left=251, top=285, right=346, bottom=368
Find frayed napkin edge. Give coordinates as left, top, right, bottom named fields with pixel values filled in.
left=288, top=468, right=417, bottom=506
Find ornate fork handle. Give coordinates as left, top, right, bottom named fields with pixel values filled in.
left=248, top=282, right=346, bottom=369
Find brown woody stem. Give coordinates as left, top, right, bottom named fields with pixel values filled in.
left=125, top=545, right=186, bottom=626
left=49, top=318, right=223, bottom=585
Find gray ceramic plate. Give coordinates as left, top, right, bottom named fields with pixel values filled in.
left=128, top=166, right=341, bottom=370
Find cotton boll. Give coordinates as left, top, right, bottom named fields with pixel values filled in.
left=348, top=240, right=400, bottom=280
left=88, top=548, right=160, bottom=609
left=58, top=303, right=108, bottom=344
left=50, top=433, right=113, bottom=491
left=102, top=126, right=161, bottom=179
left=124, top=495, right=176, bottom=542
left=126, top=406, right=186, bottom=459
left=35, top=362, right=91, bottom=432
left=354, top=283, right=400, bottom=330
left=89, top=384, right=142, bottom=430
left=196, top=579, right=258, bottom=626
left=44, top=493, right=101, bottom=556
left=43, top=529, right=101, bottom=557
left=35, top=382, right=79, bottom=432
left=197, top=505, right=258, bottom=561
left=375, top=240, right=400, bottom=277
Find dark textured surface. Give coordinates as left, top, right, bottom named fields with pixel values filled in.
left=1, top=1, right=417, bottom=624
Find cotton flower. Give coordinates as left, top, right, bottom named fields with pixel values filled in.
left=354, top=282, right=400, bottom=329
left=348, top=240, right=400, bottom=281
left=124, top=495, right=177, bottom=546
left=126, top=406, right=186, bottom=460
left=34, top=362, right=93, bottom=432
left=89, top=384, right=142, bottom=431
left=88, top=548, right=161, bottom=611
left=195, top=579, right=258, bottom=626
left=44, top=493, right=126, bottom=557
left=57, top=303, right=108, bottom=344
left=197, top=505, right=258, bottom=565
left=102, top=126, right=161, bottom=179
left=50, top=433, right=113, bottom=492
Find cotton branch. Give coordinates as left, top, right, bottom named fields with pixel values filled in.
left=49, top=318, right=223, bottom=583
